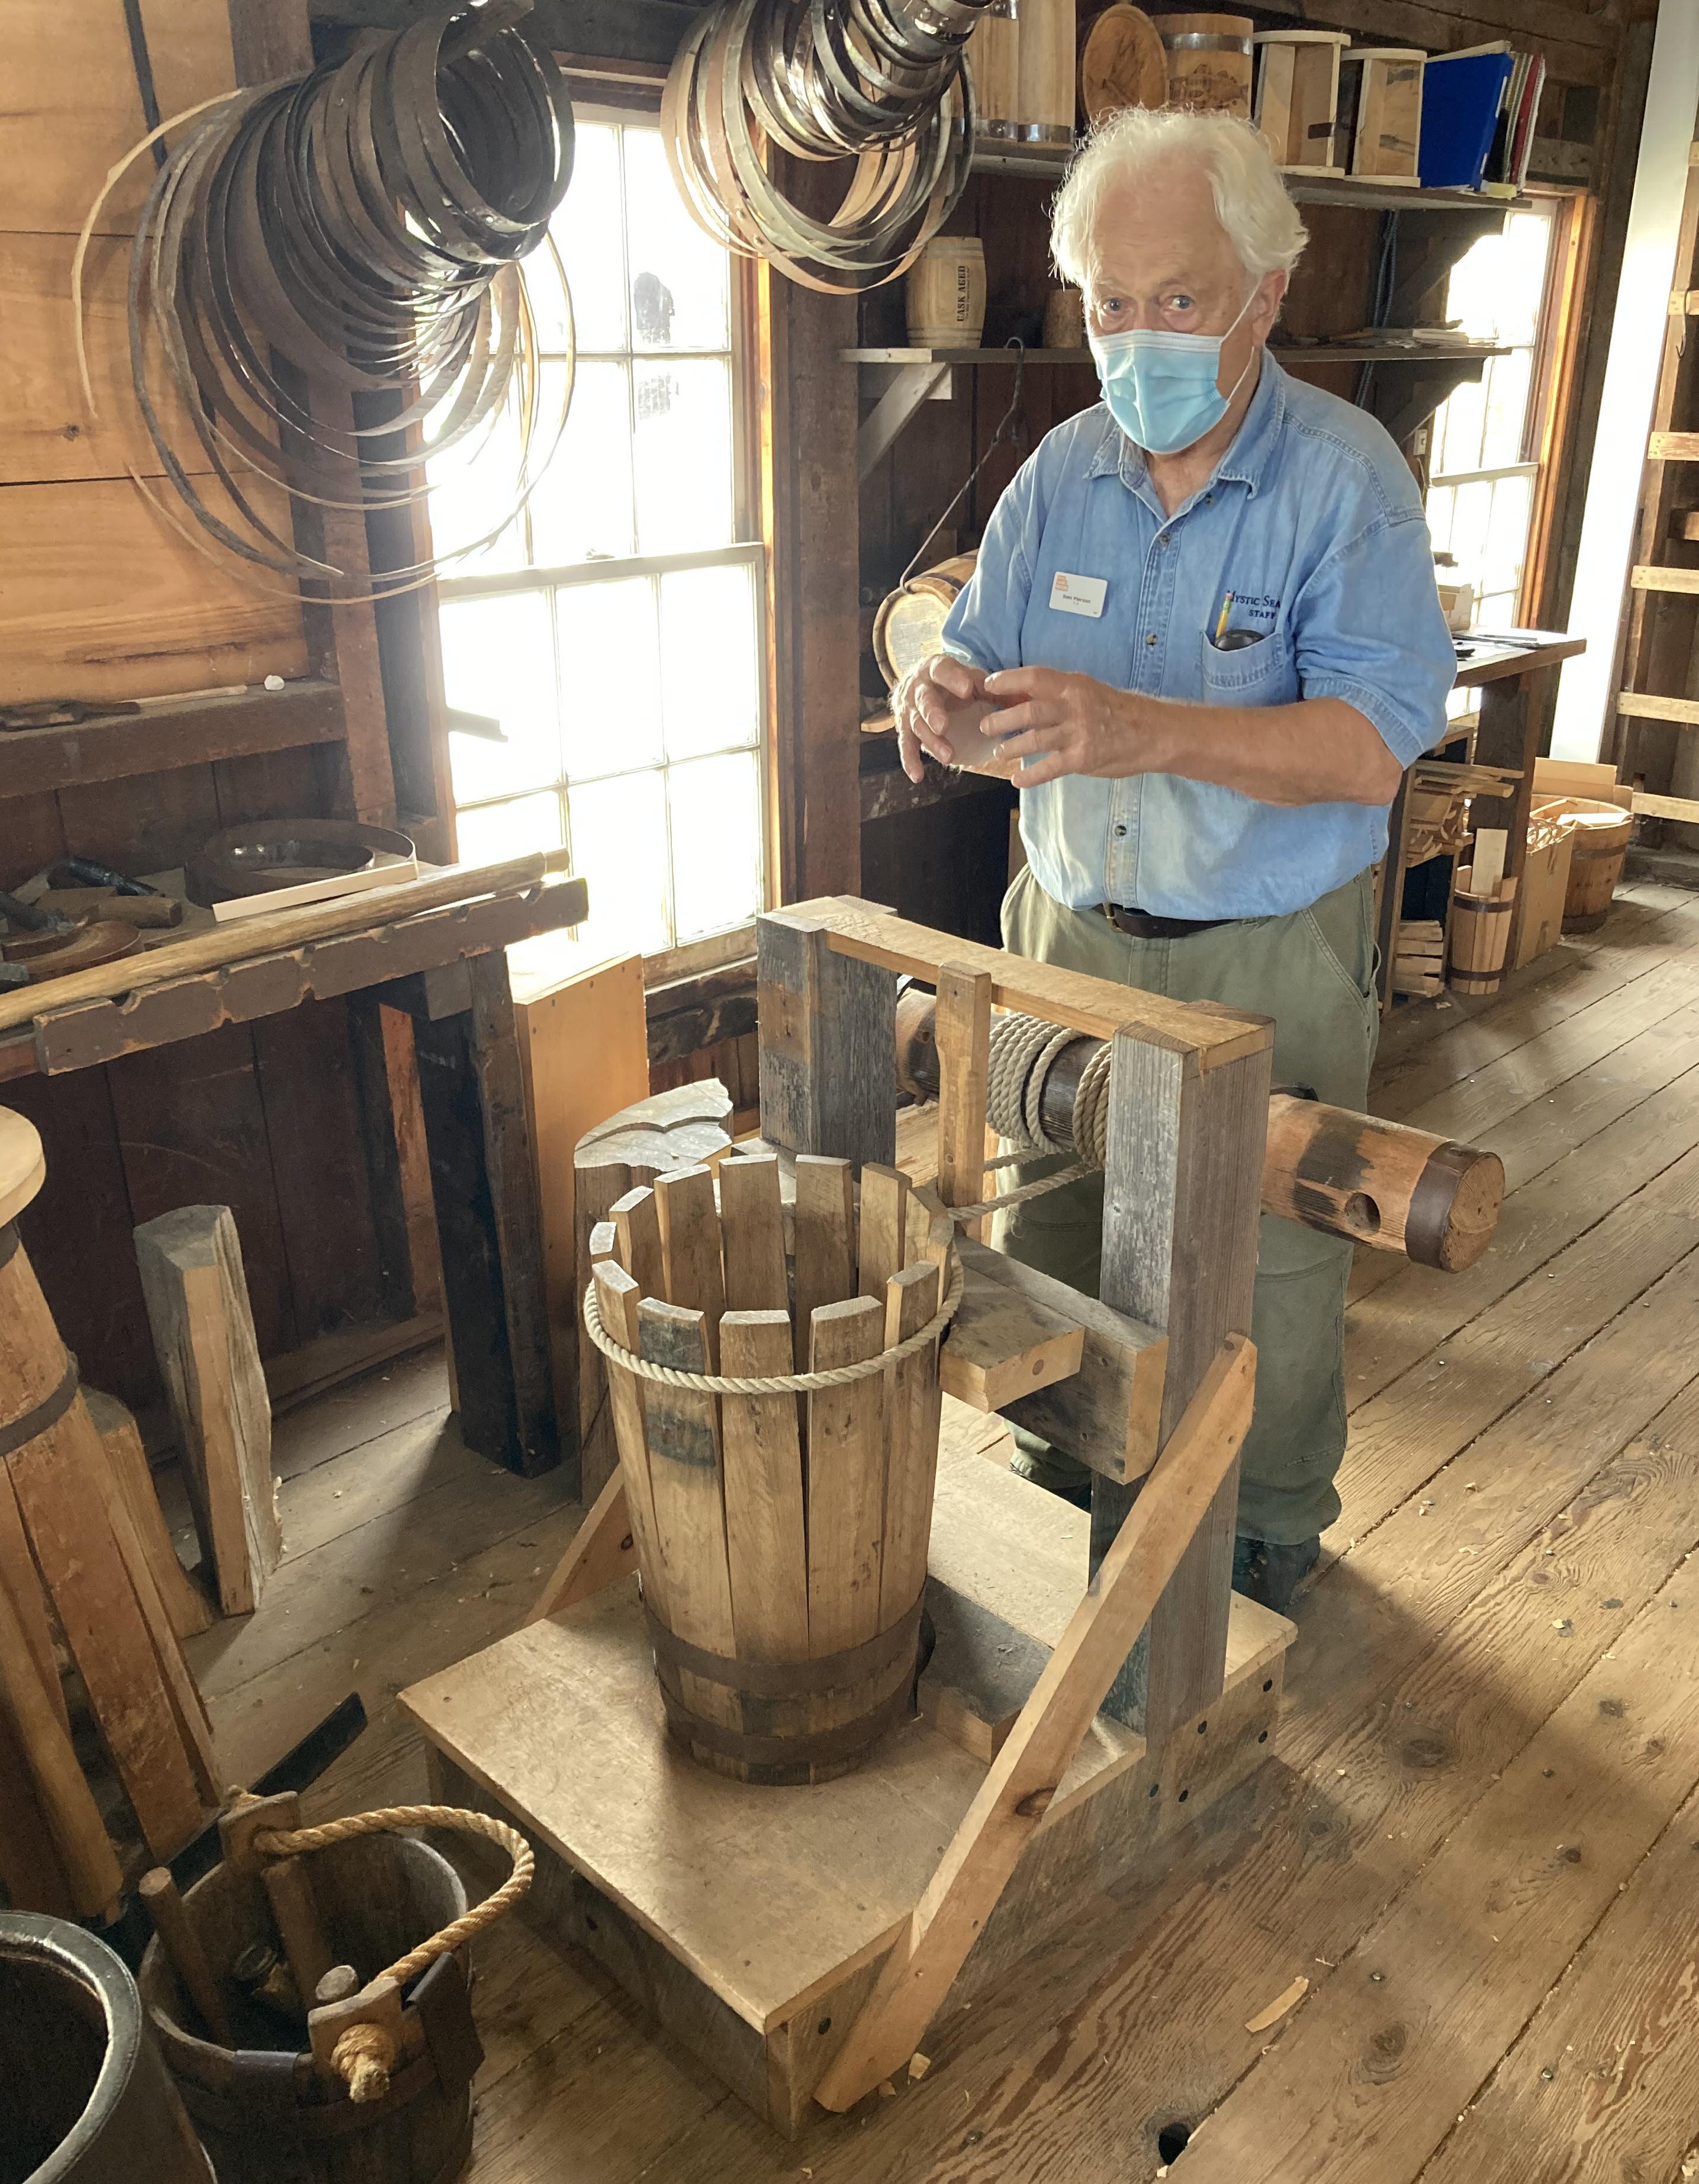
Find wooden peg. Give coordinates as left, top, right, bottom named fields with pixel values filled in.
left=141, top=1867, right=233, bottom=2045
left=262, top=1854, right=336, bottom=2012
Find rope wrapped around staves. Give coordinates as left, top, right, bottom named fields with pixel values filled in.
left=73, top=0, right=576, bottom=594
left=664, top=0, right=992, bottom=293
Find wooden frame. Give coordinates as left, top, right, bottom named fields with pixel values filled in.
left=406, top=901, right=1282, bottom=2130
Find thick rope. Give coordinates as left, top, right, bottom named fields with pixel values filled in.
left=946, top=1010, right=1116, bottom=1223
left=583, top=1248, right=966, bottom=1393
left=254, top=1805, right=533, bottom=1991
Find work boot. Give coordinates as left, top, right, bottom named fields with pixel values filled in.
left=1233, top=1534, right=1321, bottom=1614
left=1007, top=1426, right=1093, bottom=1511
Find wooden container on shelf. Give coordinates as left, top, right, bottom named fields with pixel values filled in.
left=1016, top=0, right=1078, bottom=144
left=1078, top=4, right=1167, bottom=127
left=968, top=1, right=1021, bottom=137
left=1253, top=29, right=1350, bottom=173
left=1155, top=12, right=1253, bottom=118
left=1339, top=47, right=1425, bottom=183
left=585, top=1150, right=958, bottom=1786
left=873, top=553, right=979, bottom=690
left=905, top=236, right=987, bottom=349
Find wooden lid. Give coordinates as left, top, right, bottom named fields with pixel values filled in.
left=0, top=1107, right=46, bottom=1227
left=1080, top=5, right=1167, bottom=124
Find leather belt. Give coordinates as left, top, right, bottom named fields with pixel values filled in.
left=1099, top=904, right=1235, bottom=940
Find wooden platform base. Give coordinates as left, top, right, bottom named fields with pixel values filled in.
left=403, top=1403, right=1292, bottom=2137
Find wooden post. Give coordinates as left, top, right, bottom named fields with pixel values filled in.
left=409, top=951, right=556, bottom=1477
left=1095, top=1027, right=1272, bottom=1747
left=756, top=907, right=896, bottom=1173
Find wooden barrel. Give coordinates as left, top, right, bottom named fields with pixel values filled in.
left=590, top=1151, right=951, bottom=1786
left=1, top=1914, right=211, bottom=2184
left=1534, top=797, right=1634, bottom=932
left=140, top=1834, right=478, bottom=2184
left=1079, top=4, right=1167, bottom=125
left=872, top=552, right=979, bottom=689
left=905, top=237, right=987, bottom=349
left=968, top=1, right=1021, bottom=136
left=1154, top=11, right=1253, bottom=116
left=1015, top=0, right=1077, bottom=143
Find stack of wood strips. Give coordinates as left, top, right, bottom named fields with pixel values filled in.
left=1391, top=919, right=1447, bottom=998
left=588, top=1150, right=951, bottom=1784
left=1449, top=829, right=1518, bottom=997
left=1404, top=759, right=1522, bottom=866
left=1, top=1295, right=219, bottom=1918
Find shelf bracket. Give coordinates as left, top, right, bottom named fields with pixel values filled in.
left=857, top=360, right=953, bottom=479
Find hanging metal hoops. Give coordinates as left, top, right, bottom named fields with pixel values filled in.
left=75, top=2, right=577, bottom=591
left=663, top=0, right=990, bottom=294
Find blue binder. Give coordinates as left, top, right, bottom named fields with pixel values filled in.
left=1418, top=50, right=1515, bottom=190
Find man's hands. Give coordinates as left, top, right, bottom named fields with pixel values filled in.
left=979, top=666, right=1141, bottom=786
left=895, top=658, right=1401, bottom=808
left=894, top=653, right=991, bottom=782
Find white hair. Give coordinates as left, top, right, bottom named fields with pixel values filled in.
left=1051, top=108, right=1309, bottom=293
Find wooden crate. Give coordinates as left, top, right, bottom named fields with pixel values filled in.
left=1253, top=30, right=1350, bottom=175
left=1340, top=47, right=1425, bottom=185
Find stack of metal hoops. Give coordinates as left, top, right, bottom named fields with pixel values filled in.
left=78, top=4, right=576, bottom=588
left=663, top=0, right=992, bottom=294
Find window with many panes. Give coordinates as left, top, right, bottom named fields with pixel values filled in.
left=1423, top=202, right=1559, bottom=632
left=433, top=111, right=765, bottom=966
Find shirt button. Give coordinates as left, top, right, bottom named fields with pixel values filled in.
left=1145, top=633, right=1158, bottom=646
left=1113, top=823, right=1128, bottom=838
left=1205, top=492, right=1214, bottom=504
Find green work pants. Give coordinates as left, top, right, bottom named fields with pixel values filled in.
left=996, top=862, right=1379, bottom=1544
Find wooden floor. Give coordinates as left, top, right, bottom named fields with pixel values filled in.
left=195, top=878, right=1699, bottom=2183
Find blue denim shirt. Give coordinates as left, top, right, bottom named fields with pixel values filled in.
left=939, top=353, right=1456, bottom=919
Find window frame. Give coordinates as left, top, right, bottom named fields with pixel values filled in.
left=431, top=94, right=774, bottom=965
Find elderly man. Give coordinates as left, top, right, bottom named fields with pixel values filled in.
left=894, top=107, right=1456, bottom=1611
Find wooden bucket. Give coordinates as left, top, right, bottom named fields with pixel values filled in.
left=905, top=237, right=987, bottom=349
left=968, top=1, right=1021, bottom=136
left=1155, top=11, right=1253, bottom=117
left=872, top=552, right=979, bottom=689
left=1448, top=866, right=1517, bottom=997
left=1534, top=797, right=1634, bottom=932
left=586, top=1153, right=957, bottom=1786
left=1, top=1915, right=211, bottom=2184
left=139, top=1835, right=479, bottom=2184
left=1015, top=0, right=1076, bottom=143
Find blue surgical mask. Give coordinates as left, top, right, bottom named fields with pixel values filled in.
left=1088, top=286, right=1257, bottom=456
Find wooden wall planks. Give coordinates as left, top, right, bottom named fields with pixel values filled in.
left=0, top=476, right=308, bottom=706
left=0, top=234, right=210, bottom=488
left=1, top=0, right=237, bottom=236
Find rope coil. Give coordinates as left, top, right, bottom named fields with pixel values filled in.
left=582, top=1248, right=966, bottom=1393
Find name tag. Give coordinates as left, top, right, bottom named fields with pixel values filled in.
left=1050, top=571, right=1108, bottom=619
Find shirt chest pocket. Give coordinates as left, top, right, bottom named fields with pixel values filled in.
left=1199, top=629, right=1299, bottom=707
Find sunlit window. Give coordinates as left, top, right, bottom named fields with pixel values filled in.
left=433, top=114, right=765, bottom=962
left=1424, top=204, right=1558, bottom=631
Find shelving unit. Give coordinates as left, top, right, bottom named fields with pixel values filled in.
left=0, top=680, right=346, bottom=800
left=846, top=342, right=1508, bottom=475
left=968, top=137, right=1531, bottom=214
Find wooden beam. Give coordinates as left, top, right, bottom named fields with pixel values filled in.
left=1630, top=563, right=1699, bottom=592
left=1618, top=690, right=1699, bottom=724
left=1633, top=790, right=1699, bottom=823
left=134, top=1204, right=281, bottom=1619
left=756, top=908, right=898, bottom=1172
left=812, top=1334, right=1256, bottom=2112
left=1095, top=1028, right=1272, bottom=1746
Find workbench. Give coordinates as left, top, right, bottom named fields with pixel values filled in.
left=0, top=862, right=588, bottom=1479
left=1375, top=627, right=1587, bottom=1014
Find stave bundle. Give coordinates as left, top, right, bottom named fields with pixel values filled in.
left=663, top=0, right=994, bottom=293
left=75, top=3, right=577, bottom=589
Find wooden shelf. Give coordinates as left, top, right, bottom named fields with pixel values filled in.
left=968, top=140, right=1529, bottom=214
left=0, top=680, right=346, bottom=801
left=845, top=340, right=1507, bottom=369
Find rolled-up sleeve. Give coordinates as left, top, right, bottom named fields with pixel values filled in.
left=939, top=455, right=1040, bottom=675
left=1291, top=507, right=1455, bottom=769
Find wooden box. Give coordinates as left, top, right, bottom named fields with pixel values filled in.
left=1339, top=47, right=1425, bottom=185
left=1252, top=30, right=1350, bottom=175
